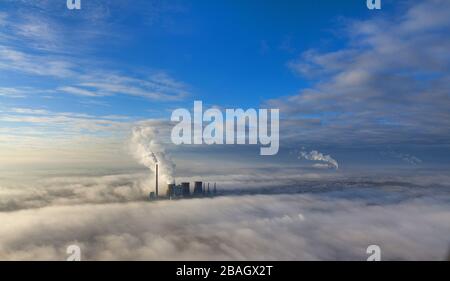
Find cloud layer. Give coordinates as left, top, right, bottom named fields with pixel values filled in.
left=270, top=0, right=450, bottom=146
left=1, top=184, right=449, bottom=260
left=1, top=169, right=450, bottom=260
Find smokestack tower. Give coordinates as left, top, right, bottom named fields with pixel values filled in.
left=155, top=163, right=159, bottom=198
left=150, top=152, right=159, bottom=199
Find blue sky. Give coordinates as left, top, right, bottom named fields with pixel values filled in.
left=0, top=0, right=449, bottom=171
left=0, top=0, right=380, bottom=116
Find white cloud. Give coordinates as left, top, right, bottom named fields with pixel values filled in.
left=0, top=87, right=28, bottom=98
left=0, top=46, right=76, bottom=78
left=58, top=86, right=106, bottom=97
left=73, top=71, right=189, bottom=101
left=269, top=0, right=450, bottom=146
left=0, top=107, right=137, bottom=166
left=11, top=108, right=50, bottom=115
left=0, top=5, right=190, bottom=101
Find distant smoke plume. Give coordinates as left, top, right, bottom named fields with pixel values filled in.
left=382, top=151, right=422, bottom=165
left=130, top=125, right=175, bottom=187
left=299, top=150, right=339, bottom=170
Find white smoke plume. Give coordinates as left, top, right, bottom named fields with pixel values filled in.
left=130, top=125, right=175, bottom=190
left=299, top=150, right=339, bottom=170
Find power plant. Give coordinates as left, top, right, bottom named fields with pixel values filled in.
left=148, top=153, right=218, bottom=201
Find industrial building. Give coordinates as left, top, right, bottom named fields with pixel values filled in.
left=164, top=181, right=217, bottom=199
left=148, top=154, right=217, bottom=201
left=149, top=180, right=217, bottom=201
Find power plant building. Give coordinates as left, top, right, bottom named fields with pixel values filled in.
left=149, top=154, right=217, bottom=201
left=194, top=181, right=203, bottom=195
left=182, top=182, right=190, bottom=197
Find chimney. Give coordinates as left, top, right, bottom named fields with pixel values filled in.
left=155, top=163, right=159, bottom=198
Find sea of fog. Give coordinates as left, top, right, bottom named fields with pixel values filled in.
left=0, top=168, right=449, bottom=260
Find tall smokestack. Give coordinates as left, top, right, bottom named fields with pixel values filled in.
left=155, top=163, right=159, bottom=198
left=149, top=152, right=159, bottom=199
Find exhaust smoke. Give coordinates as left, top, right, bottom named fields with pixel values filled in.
left=130, top=125, right=175, bottom=193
